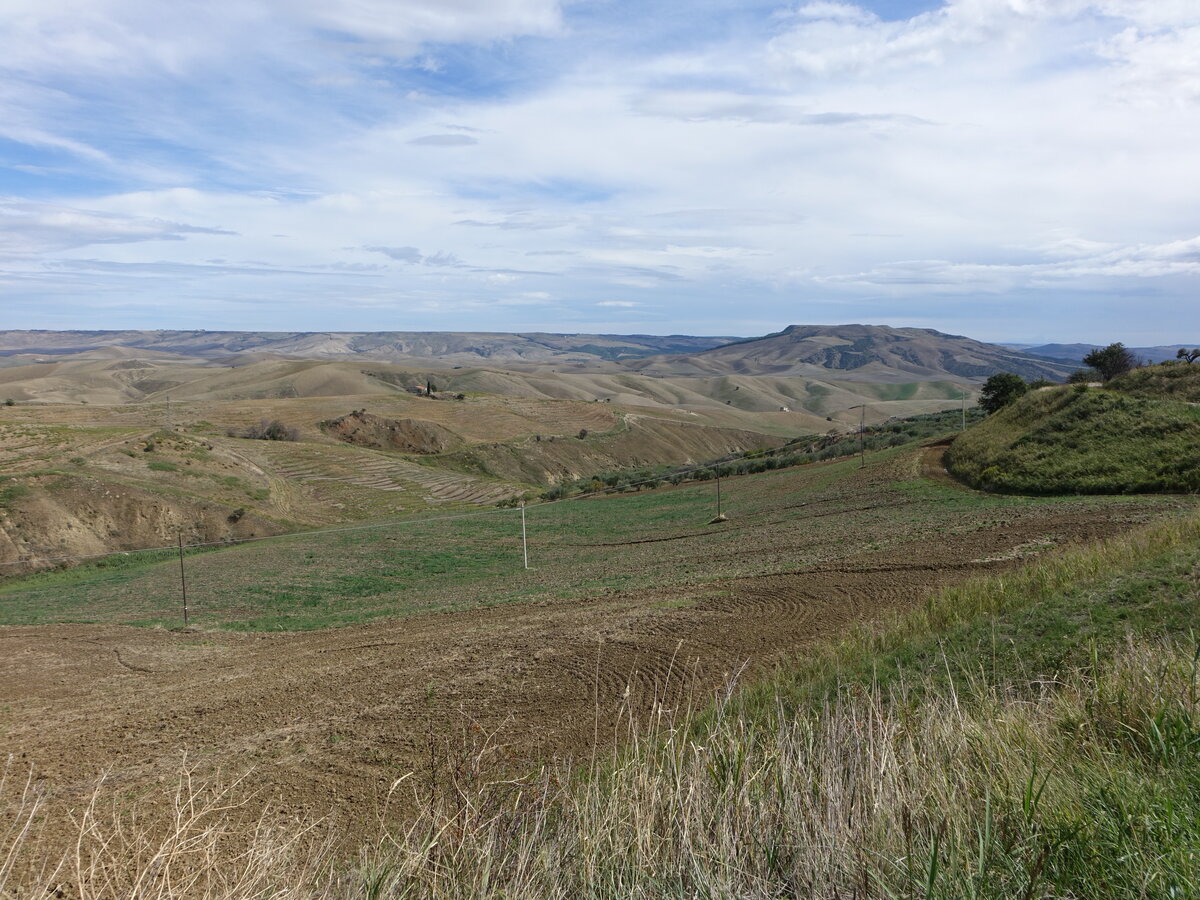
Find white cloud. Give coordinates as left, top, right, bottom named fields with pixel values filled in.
left=0, top=1, right=1197, bottom=341
left=0, top=198, right=235, bottom=256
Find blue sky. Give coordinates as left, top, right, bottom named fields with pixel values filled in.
left=1, top=0, right=1198, bottom=343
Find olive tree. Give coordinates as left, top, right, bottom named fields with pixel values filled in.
left=1083, top=343, right=1136, bottom=381
left=979, top=373, right=1028, bottom=414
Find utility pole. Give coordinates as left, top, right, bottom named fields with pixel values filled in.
left=520, top=502, right=529, bottom=569
left=848, top=404, right=867, bottom=468
left=961, top=389, right=966, bottom=431
left=716, top=473, right=722, bottom=518
left=859, top=404, right=866, bottom=467
left=177, top=533, right=189, bottom=626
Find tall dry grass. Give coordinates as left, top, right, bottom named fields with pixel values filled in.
left=0, top=763, right=335, bottom=899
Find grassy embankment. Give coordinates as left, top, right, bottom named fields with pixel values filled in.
left=3, top=504, right=1198, bottom=898
left=946, top=364, right=1200, bottom=494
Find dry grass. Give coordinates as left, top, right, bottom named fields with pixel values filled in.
left=0, top=763, right=335, bottom=898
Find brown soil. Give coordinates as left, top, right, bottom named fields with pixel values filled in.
left=322, top=410, right=463, bottom=454
left=0, top=449, right=1158, bottom=852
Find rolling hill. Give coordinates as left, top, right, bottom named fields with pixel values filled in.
left=0, top=330, right=734, bottom=367
left=629, top=324, right=1075, bottom=381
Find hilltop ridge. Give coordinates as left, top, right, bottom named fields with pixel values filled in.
left=629, top=323, right=1074, bottom=381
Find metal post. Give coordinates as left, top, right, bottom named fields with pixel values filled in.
left=716, top=473, right=722, bottom=518
left=177, top=533, right=189, bottom=626
left=520, top=503, right=529, bottom=570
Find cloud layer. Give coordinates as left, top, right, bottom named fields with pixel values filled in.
left=0, top=0, right=1197, bottom=342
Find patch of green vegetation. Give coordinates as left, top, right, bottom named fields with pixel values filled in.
left=762, top=512, right=1200, bottom=708
left=1108, top=359, right=1200, bottom=402
left=868, top=381, right=921, bottom=401
left=147, top=460, right=178, bottom=472
left=543, top=408, right=983, bottom=500
left=0, top=479, right=29, bottom=508
left=946, top=385, right=1200, bottom=493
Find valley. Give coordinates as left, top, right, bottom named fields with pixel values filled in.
left=0, top=325, right=1005, bottom=572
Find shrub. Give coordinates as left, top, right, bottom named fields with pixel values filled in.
left=238, top=420, right=299, bottom=441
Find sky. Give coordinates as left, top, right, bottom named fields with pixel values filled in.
left=1, top=0, right=1198, bottom=344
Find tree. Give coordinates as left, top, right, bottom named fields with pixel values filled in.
left=1068, top=368, right=1101, bottom=384
left=1083, top=342, right=1136, bottom=381
left=1176, top=348, right=1200, bottom=364
left=979, top=373, right=1028, bottom=414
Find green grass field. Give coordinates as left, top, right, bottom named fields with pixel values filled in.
left=0, top=439, right=1188, bottom=630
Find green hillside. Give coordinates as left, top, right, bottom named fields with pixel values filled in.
left=1107, top=360, right=1200, bottom=402
left=946, top=364, right=1200, bottom=494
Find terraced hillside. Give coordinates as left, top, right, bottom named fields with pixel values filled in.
left=254, top=441, right=515, bottom=506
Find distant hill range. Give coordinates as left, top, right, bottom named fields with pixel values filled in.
left=0, top=324, right=1076, bottom=382
left=628, top=324, right=1074, bottom=382
left=1014, top=343, right=1196, bottom=365
left=0, top=330, right=733, bottom=366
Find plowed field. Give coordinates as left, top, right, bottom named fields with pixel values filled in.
left=0, top=443, right=1191, bottom=848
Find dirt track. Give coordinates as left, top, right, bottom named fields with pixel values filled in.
left=0, top=447, right=1181, bottom=843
